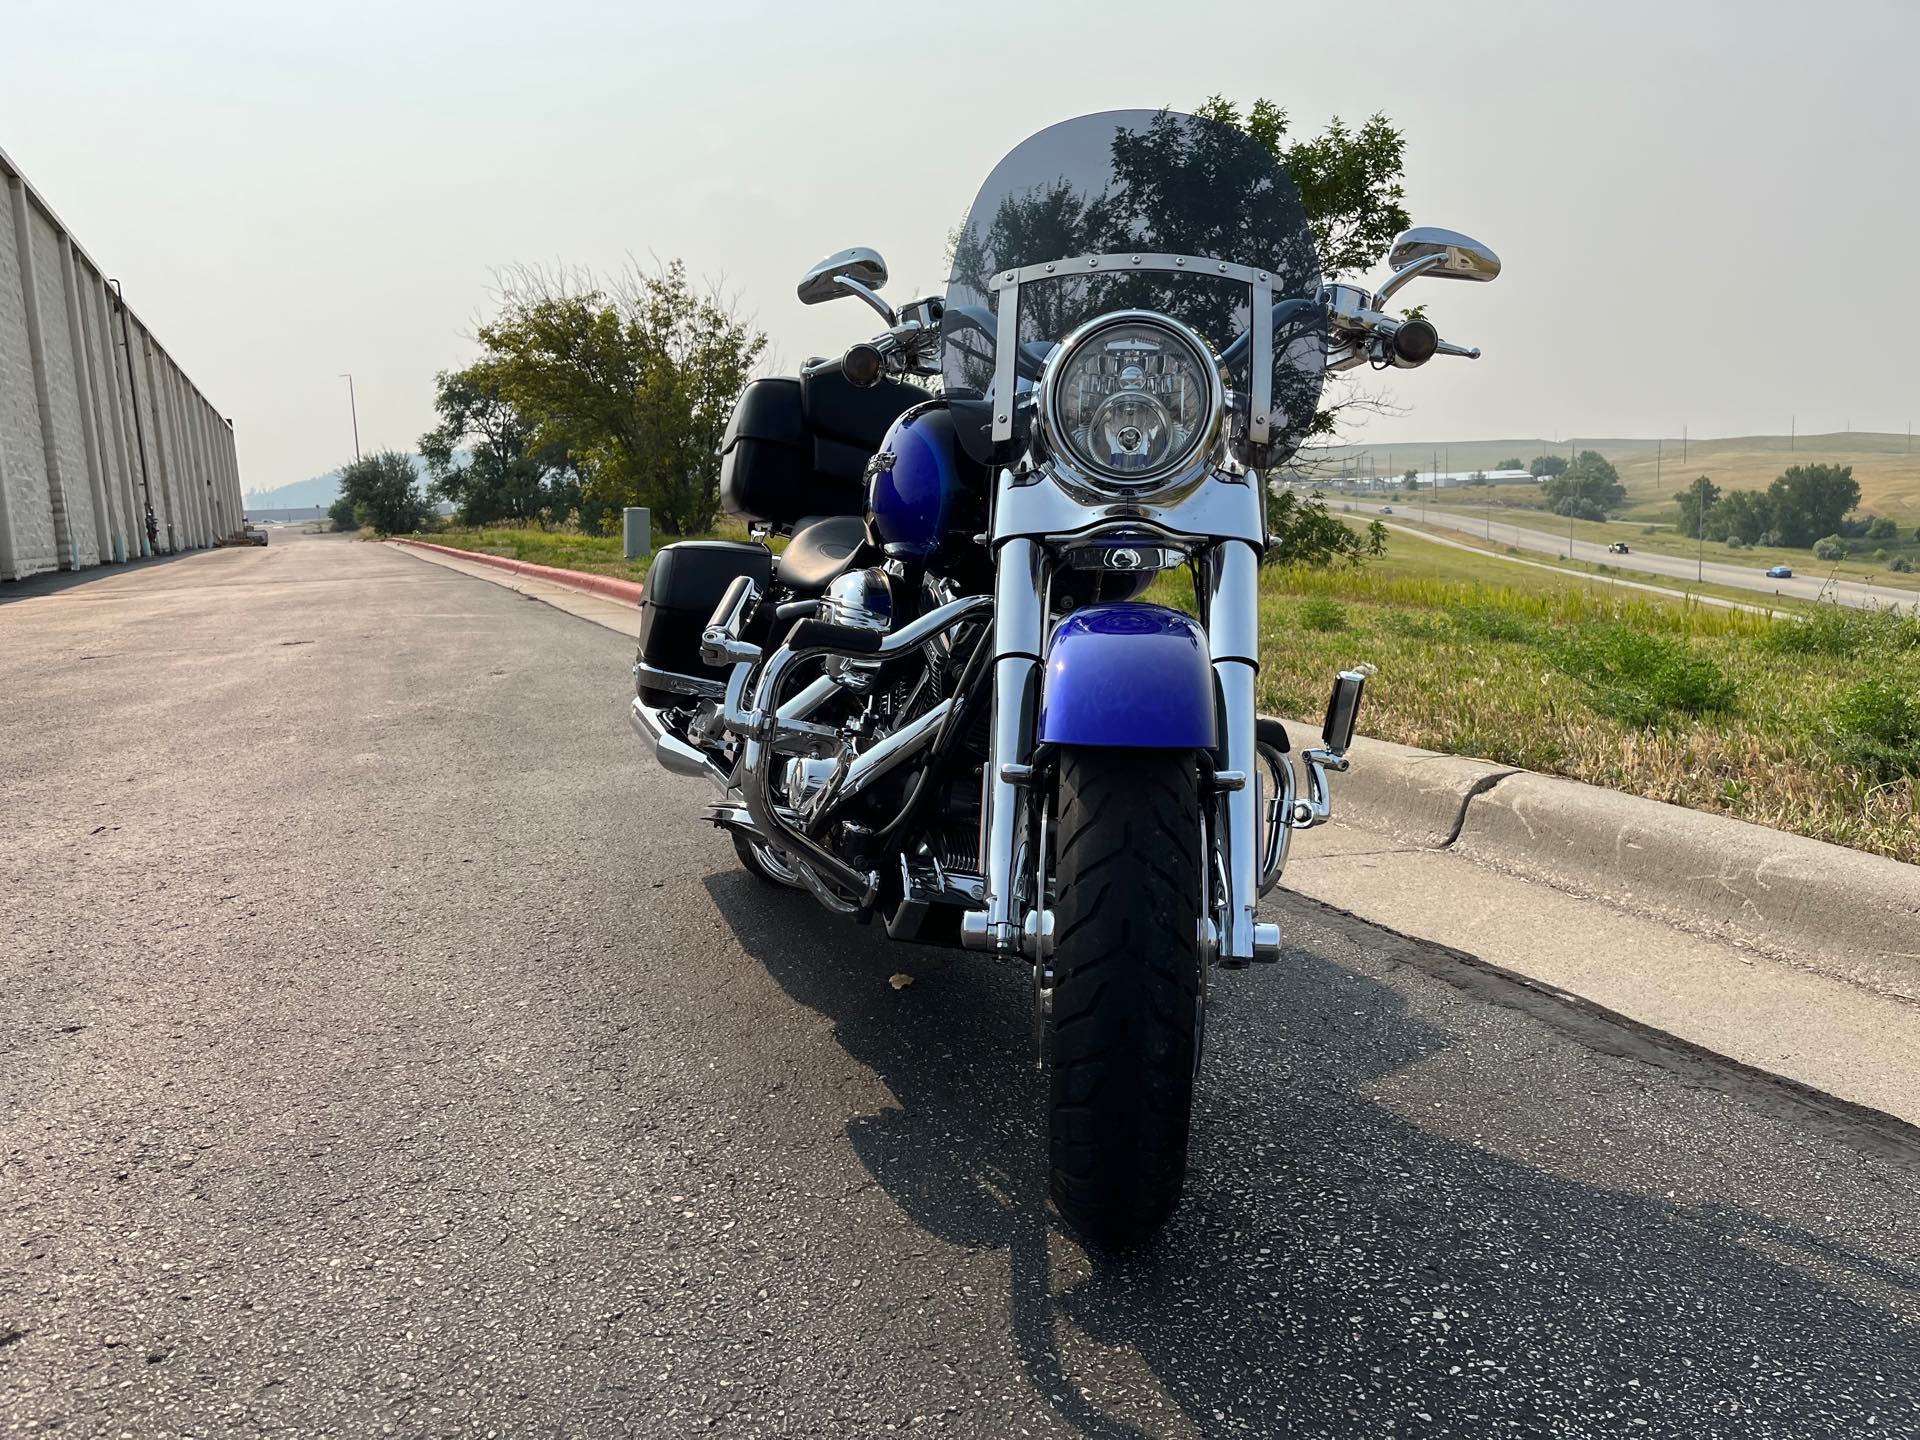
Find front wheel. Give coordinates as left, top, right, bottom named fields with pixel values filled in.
left=1047, top=746, right=1204, bottom=1250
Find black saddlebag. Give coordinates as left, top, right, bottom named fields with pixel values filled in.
left=719, top=370, right=926, bottom=527
left=636, top=541, right=772, bottom=707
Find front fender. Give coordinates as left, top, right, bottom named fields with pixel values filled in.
left=1037, top=603, right=1217, bottom=749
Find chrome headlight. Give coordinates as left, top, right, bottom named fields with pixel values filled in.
left=1039, top=312, right=1223, bottom=495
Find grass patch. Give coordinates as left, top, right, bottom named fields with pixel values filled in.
left=1755, top=601, right=1920, bottom=658
left=1297, top=596, right=1348, bottom=632
left=1547, top=625, right=1736, bottom=728
left=1823, top=680, right=1920, bottom=782
left=1148, top=530, right=1917, bottom=863
left=412, top=518, right=775, bottom=584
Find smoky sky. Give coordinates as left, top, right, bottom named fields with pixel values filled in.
left=3, top=0, right=1913, bottom=489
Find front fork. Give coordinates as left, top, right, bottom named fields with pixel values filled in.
left=959, top=536, right=1366, bottom=970
left=960, top=536, right=1278, bottom=965
left=961, top=538, right=1046, bottom=957
left=1206, top=541, right=1281, bottom=965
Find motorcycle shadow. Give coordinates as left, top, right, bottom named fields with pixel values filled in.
left=702, top=871, right=1920, bottom=1438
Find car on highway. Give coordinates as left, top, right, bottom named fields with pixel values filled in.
left=1765, top=564, right=1793, bottom=579
left=1380, top=505, right=1393, bottom=514
left=1607, top=541, right=1630, bottom=554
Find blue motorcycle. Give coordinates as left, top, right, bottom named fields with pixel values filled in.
left=631, top=108, right=1497, bottom=1247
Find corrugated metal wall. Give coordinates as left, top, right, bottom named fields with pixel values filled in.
left=0, top=144, right=242, bottom=580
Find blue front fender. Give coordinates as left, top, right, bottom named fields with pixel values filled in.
left=1037, top=604, right=1218, bottom=750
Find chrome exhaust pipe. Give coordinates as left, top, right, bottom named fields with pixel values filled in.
left=629, top=697, right=729, bottom=792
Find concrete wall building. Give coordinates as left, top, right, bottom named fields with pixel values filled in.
left=0, top=143, right=241, bottom=580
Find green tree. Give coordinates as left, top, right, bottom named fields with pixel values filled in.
left=419, top=361, right=579, bottom=527
left=1673, top=476, right=1721, bottom=539
left=475, top=260, right=768, bottom=536
left=1764, top=463, right=1859, bottom=548
left=327, top=494, right=357, bottom=532
left=1540, top=450, right=1625, bottom=519
left=1529, top=454, right=1569, bottom=478
left=1711, top=489, right=1770, bottom=545
left=1866, top=516, right=1898, bottom=541
left=1197, top=98, right=1410, bottom=280
left=1266, top=488, right=1373, bottom=567
left=1812, top=534, right=1848, bottom=561
left=1496, top=457, right=1524, bottom=471
left=337, top=451, right=432, bottom=535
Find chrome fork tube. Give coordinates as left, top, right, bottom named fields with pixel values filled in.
left=1208, top=540, right=1268, bottom=965
left=965, top=538, right=1046, bottom=953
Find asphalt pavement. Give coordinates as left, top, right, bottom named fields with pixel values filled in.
left=4, top=530, right=1918, bottom=1439
left=1336, top=498, right=1918, bottom=609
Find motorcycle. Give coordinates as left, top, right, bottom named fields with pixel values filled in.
left=630, top=108, right=1498, bottom=1248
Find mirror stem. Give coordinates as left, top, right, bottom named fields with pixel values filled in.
left=835, top=276, right=896, bottom=325
left=1371, top=252, right=1446, bottom=311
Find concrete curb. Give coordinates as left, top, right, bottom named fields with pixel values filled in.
left=1284, top=719, right=1920, bottom=999
left=1279, top=720, right=1517, bottom=848
left=389, top=539, right=645, bottom=606
left=1451, top=772, right=1920, bottom=999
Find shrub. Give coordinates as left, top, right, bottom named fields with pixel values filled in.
left=336, top=451, right=432, bottom=535
left=1449, top=602, right=1539, bottom=644
left=1822, top=679, right=1920, bottom=781
left=1868, top=516, right=1900, bottom=541
left=1550, top=625, right=1737, bottom=727
left=1725, top=535, right=1747, bottom=550
left=1757, top=601, right=1920, bottom=658
left=1892, top=556, right=1916, bottom=574
left=1812, top=534, right=1848, bottom=561
left=1874, top=548, right=1892, bottom=563
left=1297, top=596, right=1349, bottom=632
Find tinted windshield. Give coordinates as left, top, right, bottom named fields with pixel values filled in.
left=941, top=109, right=1324, bottom=466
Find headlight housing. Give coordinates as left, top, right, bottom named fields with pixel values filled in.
left=1039, top=312, right=1223, bottom=495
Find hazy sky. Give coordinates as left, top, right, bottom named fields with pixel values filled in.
left=4, top=0, right=1916, bottom=490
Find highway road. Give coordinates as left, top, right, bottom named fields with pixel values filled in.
left=1337, top=497, right=1919, bottom=610
left=4, top=530, right=1918, bottom=1438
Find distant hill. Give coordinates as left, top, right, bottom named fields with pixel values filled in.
left=243, top=469, right=341, bottom=510
left=1321, top=432, right=1920, bottom=518
left=243, top=455, right=433, bottom=512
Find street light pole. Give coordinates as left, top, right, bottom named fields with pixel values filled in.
left=338, top=373, right=361, bottom=462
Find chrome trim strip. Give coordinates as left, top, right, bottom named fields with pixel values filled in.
left=1247, top=274, right=1273, bottom=453
left=634, top=661, right=724, bottom=701
left=987, top=253, right=1269, bottom=290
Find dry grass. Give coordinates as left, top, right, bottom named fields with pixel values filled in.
left=1155, top=560, right=1919, bottom=864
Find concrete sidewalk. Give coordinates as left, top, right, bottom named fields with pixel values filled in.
left=388, top=540, right=1920, bottom=1128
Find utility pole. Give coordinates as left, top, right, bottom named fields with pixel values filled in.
left=1682, top=423, right=1687, bottom=464
left=1656, top=438, right=1662, bottom=494
left=1693, top=474, right=1709, bottom=584
left=339, top=373, right=361, bottom=462
left=1790, top=415, right=1795, bottom=453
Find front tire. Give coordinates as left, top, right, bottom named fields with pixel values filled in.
left=1047, top=746, right=1204, bottom=1250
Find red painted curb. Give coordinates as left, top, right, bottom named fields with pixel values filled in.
left=390, top=538, right=645, bottom=606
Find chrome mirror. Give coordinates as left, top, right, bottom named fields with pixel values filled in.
left=1387, top=227, right=1501, bottom=281
left=797, top=247, right=892, bottom=320
left=1374, top=228, right=1501, bottom=308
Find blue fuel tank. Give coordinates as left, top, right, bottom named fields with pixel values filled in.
left=865, top=400, right=986, bottom=566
